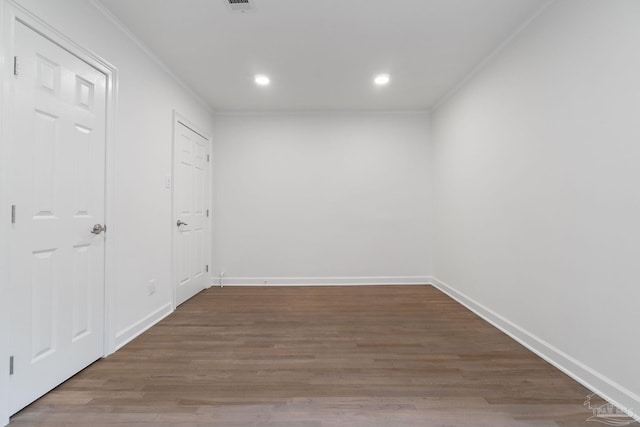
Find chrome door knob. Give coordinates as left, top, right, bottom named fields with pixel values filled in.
left=91, top=224, right=105, bottom=234
left=177, top=220, right=188, bottom=227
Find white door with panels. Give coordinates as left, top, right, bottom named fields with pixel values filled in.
left=8, top=22, right=107, bottom=414
left=174, top=121, right=210, bottom=306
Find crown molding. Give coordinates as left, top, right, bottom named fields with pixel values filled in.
left=89, top=0, right=215, bottom=115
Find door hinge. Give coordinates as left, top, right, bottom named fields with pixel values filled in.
left=205, top=265, right=209, bottom=273
left=207, top=154, right=210, bottom=162
left=11, top=205, right=16, bottom=224
left=13, top=56, right=19, bottom=76
left=9, top=356, right=14, bottom=375
left=206, top=209, right=209, bottom=217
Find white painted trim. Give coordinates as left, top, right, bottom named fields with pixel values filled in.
left=174, top=111, right=211, bottom=142
left=0, top=0, right=11, bottom=422
left=430, top=276, right=640, bottom=423
left=431, top=0, right=556, bottom=111
left=171, top=111, right=214, bottom=309
left=214, top=109, right=431, bottom=117
left=88, top=0, right=214, bottom=115
left=0, top=2, right=119, bottom=423
left=103, top=62, right=119, bottom=358
left=114, top=303, right=173, bottom=351
left=220, top=276, right=431, bottom=286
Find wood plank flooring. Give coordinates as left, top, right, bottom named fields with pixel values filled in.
left=10, top=286, right=601, bottom=426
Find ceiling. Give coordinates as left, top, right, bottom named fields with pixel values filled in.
left=97, top=0, right=549, bottom=112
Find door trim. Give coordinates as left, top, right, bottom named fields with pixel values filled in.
left=171, top=111, right=213, bottom=310
left=0, top=1, right=119, bottom=423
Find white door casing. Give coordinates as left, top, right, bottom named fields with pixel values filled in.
left=173, top=119, right=211, bottom=306
left=8, top=21, right=107, bottom=414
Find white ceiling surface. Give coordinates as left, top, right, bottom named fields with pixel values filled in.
left=97, top=0, right=548, bottom=112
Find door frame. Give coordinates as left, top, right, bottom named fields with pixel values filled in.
left=0, top=2, right=119, bottom=424
left=171, top=111, right=213, bottom=310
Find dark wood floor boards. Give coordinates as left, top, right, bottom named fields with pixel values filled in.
left=10, top=286, right=597, bottom=426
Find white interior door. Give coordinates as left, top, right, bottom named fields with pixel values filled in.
left=174, top=121, right=210, bottom=306
left=8, top=22, right=107, bottom=414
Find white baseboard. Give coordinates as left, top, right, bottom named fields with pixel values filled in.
left=217, top=276, right=431, bottom=286
left=114, top=302, right=173, bottom=350
left=429, top=276, right=640, bottom=423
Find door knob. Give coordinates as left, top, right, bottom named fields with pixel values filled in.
left=91, top=224, right=105, bottom=235
left=177, top=220, right=188, bottom=227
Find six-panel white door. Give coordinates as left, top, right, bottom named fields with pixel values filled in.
left=8, top=22, right=107, bottom=414
left=174, top=122, right=210, bottom=306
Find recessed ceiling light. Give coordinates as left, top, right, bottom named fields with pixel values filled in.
left=374, top=74, right=390, bottom=86
left=255, top=74, right=270, bottom=86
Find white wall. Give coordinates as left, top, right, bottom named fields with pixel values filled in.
left=432, top=0, right=640, bottom=415
left=0, top=1, right=213, bottom=422
left=212, top=113, right=432, bottom=284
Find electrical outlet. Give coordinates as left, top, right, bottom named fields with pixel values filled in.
left=148, top=279, right=157, bottom=296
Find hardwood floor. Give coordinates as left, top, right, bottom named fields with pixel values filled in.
left=10, top=286, right=600, bottom=426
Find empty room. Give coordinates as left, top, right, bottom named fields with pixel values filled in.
left=0, top=0, right=638, bottom=425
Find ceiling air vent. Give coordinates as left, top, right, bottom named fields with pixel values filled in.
left=227, top=0, right=253, bottom=12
